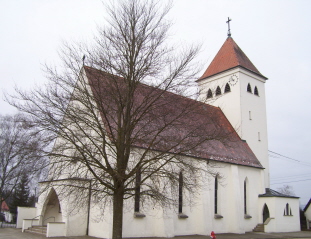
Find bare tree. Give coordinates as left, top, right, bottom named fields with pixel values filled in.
left=7, top=1, right=248, bottom=238
left=0, top=113, right=48, bottom=209
left=277, top=185, right=295, bottom=196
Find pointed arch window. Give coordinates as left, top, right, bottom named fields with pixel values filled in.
left=244, top=179, right=252, bottom=219
left=134, top=168, right=141, bottom=213
left=214, top=176, right=223, bottom=219
left=178, top=171, right=183, bottom=213
left=207, top=89, right=213, bottom=99
left=216, top=86, right=221, bottom=96
left=244, top=180, right=247, bottom=214
left=178, top=171, right=188, bottom=218
left=284, top=203, right=292, bottom=216
left=224, top=83, right=231, bottom=93
left=214, top=176, right=218, bottom=214
left=247, top=83, right=252, bottom=93
left=254, top=86, right=259, bottom=96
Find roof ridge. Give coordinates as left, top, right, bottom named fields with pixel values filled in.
left=83, top=66, right=221, bottom=111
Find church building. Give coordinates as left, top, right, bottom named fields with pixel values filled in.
left=18, top=32, right=300, bottom=238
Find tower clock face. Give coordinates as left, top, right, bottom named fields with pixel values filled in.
left=229, top=74, right=238, bottom=86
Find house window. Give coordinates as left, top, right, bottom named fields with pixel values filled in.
left=254, top=86, right=259, bottom=96
left=258, top=132, right=261, bottom=141
left=207, top=89, right=213, bottom=99
left=284, top=203, right=292, bottom=216
left=249, top=111, right=252, bottom=120
left=134, top=169, right=141, bottom=212
left=178, top=172, right=183, bottom=213
left=216, top=86, right=221, bottom=96
left=247, top=83, right=252, bottom=93
left=214, top=176, right=218, bottom=214
left=224, top=83, right=231, bottom=93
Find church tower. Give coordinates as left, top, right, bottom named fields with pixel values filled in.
left=197, top=36, right=270, bottom=188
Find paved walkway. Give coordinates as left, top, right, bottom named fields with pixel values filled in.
left=1, top=228, right=311, bottom=239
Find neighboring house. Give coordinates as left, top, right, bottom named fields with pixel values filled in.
left=304, top=198, right=311, bottom=229
left=18, top=35, right=300, bottom=238
left=1, top=200, right=13, bottom=222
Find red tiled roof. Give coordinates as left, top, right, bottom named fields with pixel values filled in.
left=199, top=37, right=267, bottom=80
left=1, top=200, right=9, bottom=211
left=84, top=66, right=263, bottom=168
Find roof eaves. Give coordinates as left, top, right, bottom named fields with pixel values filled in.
left=132, top=145, right=264, bottom=169
left=304, top=198, right=311, bottom=212
left=259, top=188, right=299, bottom=199
left=39, top=178, right=91, bottom=184
left=196, top=65, right=268, bottom=82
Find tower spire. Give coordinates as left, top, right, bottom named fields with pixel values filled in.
left=226, top=17, right=232, bottom=37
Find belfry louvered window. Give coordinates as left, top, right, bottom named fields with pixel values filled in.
left=247, top=83, right=252, bottom=93
left=254, top=86, right=259, bottom=96
left=207, top=89, right=213, bottom=98
left=224, top=83, right=231, bottom=93
left=216, top=86, right=221, bottom=96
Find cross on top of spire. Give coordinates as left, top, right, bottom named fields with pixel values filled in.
left=226, top=17, right=232, bottom=37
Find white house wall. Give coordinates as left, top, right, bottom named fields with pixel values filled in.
left=305, top=204, right=311, bottom=227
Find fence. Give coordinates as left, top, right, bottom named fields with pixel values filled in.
left=0, top=221, right=17, bottom=228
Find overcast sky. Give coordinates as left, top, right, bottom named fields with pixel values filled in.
left=1, top=0, right=311, bottom=207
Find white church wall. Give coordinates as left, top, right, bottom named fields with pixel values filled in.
left=197, top=69, right=242, bottom=135
left=37, top=185, right=64, bottom=225
left=197, top=68, right=270, bottom=189
left=37, top=157, right=267, bottom=238
left=204, top=162, right=264, bottom=234
left=123, top=206, right=176, bottom=238
left=46, top=222, right=66, bottom=237
left=88, top=203, right=112, bottom=238
left=86, top=159, right=265, bottom=238
left=36, top=183, right=89, bottom=237
left=238, top=166, right=264, bottom=232
left=64, top=204, right=88, bottom=236
left=274, top=197, right=300, bottom=232
left=239, top=70, right=269, bottom=188
left=258, top=197, right=300, bottom=233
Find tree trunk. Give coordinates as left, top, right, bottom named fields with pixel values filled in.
left=112, top=187, right=124, bottom=239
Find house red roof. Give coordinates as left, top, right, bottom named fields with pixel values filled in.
left=304, top=198, right=311, bottom=212
left=198, top=37, right=267, bottom=80
left=84, top=66, right=263, bottom=168
left=1, top=200, right=9, bottom=211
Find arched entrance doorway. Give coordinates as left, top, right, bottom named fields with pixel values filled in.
left=262, top=203, right=270, bottom=223
left=42, top=188, right=63, bottom=225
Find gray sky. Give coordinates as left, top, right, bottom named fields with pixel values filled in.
left=1, top=0, right=311, bottom=207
